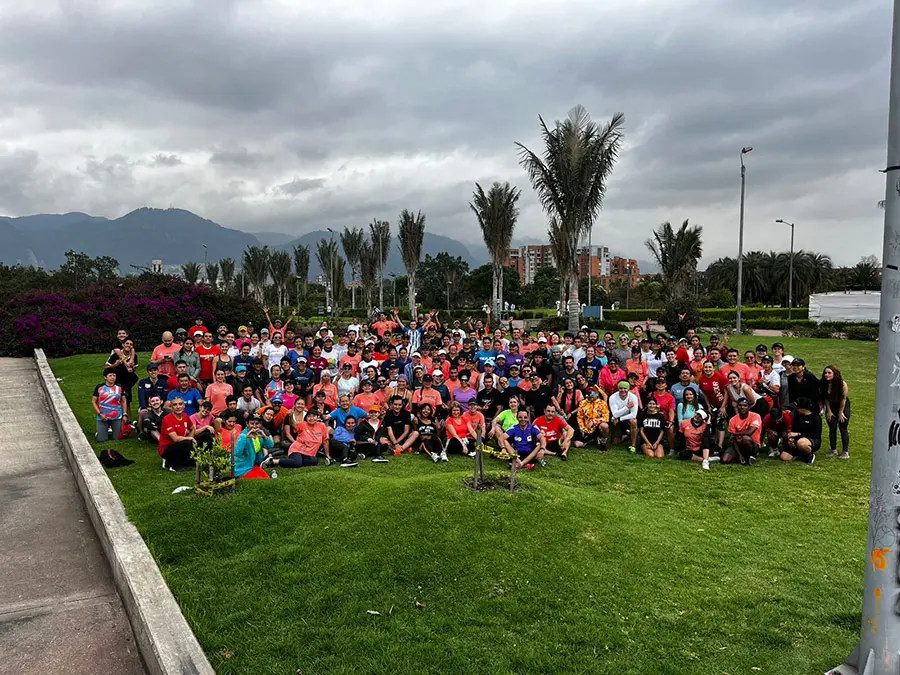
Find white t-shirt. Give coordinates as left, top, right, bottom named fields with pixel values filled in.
left=263, top=344, right=288, bottom=373
left=321, top=348, right=340, bottom=377
left=359, top=359, right=379, bottom=379
left=336, top=376, right=359, bottom=399
left=347, top=323, right=363, bottom=336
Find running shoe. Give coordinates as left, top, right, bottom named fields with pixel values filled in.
left=372, top=457, right=389, bottom=463
left=701, top=459, right=710, bottom=471
left=840, top=451, right=850, bottom=460
left=440, top=451, right=449, bottom=462
left=340, top=461, right=358, bottom=468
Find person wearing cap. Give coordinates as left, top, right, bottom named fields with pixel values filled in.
left=770, top=342, right=793, bottom=374
left=336, top=362, right=360, bottom=399
left=413, top=373, right=444, bottom=419
left=492, top=353, right=509, bottom=379
left=573, top=386, right=610, bottom=449
left=353, top=378, right=381, bottom=412
left=787, top=358, right=820, bottom=409
left=233, top=414, right=275, bottom=476
left=257, top=400, right=287, bottom=448
left=151, top=331, right=181, bottom=379
left=356, top=406, right=385, bottom=461
left=138, top=362, right=170, bottom=415
left=678, top=409, right=716, bottom=470
left=609, top=380, right=639, bottom=453
left=452, top=372, right=477, bottom=408
left=756, top=356, right=782, bottom=410
left=235, top=325, right=251, bottom=350
left=724, top=397, right=762, bottom=465
left=173, top=327, right=188, bottom=347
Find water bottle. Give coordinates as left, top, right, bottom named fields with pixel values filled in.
left=271, top=470, right=278, bottom=479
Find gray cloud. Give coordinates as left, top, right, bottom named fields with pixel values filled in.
left=0, top=0, right=891, bottom=266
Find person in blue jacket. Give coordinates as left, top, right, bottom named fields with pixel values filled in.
left=232, top=414, right=274, bottom=477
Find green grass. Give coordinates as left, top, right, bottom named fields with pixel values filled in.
left=52, top=337, right=872, bottom=674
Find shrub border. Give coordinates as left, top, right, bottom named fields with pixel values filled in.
left=34, top=349, right=214, bottom=675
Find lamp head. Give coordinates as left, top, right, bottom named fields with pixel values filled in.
left=741, top=146, right=753, bottom=154
left=775, top=219, right=784, bottom=223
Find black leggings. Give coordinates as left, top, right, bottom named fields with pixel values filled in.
left=194, top=429, right=215, bottom=449
left=827, top=399, right=851, bottom=451
left=331, top=441, right=361, bottom=461
left=278, top=453, right=319, bottom=468
left=446, top=437, right=474, bottom=454
left=162, top=440, right=195, bottom=468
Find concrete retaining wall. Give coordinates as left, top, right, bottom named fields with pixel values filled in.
left=34, top=349, right=215, bottom=675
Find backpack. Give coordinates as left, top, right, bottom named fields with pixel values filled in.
left=97, top=448, right=134, bottom=468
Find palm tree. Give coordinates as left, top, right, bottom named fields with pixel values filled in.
left=181, top=261, right=201, bottom=284
left=517, top=105, right=625, bottom=331
left=706, top=257, right=738, bottom=295
left=340, top=227, right=365, bottom=310
left=268, top=250, right=293, bottom=311
left=369, top=220, right=391, bottom=308
left=644, top=219, right=703, bottom=299
left=316, top=239, right=343, bottom=310
left=292, top=244, right=310, bottom=303
left=397, top=209, right=426, bottom=316
left=359, top=241, right=378, bottom=310
left=470, top=181, right=521, bottom=315
left=205, top=262, right=220, bottom=288
left=849, top=256, right=881, bottom=290
left=548, top=217, right=574, bottom=311
left=219, top=257, right=235, bottom=291
left=242, top=246, right=270, bottom=302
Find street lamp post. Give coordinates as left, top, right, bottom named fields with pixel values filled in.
left=202, top=244, right=208, bottom=283
left=625, top=264, right=631, bottom=309
left=378, top=227, right=384, bottom=310
left=390, top=273, right=397, bottom=308
left=775, top=219, right=795, bottom=319
left=736, top=146, right=753, bottom=332
left=446, top=280, right=452, bottom=310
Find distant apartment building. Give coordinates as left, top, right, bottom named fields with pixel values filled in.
left=602, top=256, right=640, bottom=289
left=577, top=245, right=610, bottom=280
left=505, top=245, right=555, bottom=285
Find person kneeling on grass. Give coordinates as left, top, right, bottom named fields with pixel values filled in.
left=233, top=414, right=274, bottom=477
left=140, top=394, right=166, bottom=443
left=724, top=397, right=762, bottom=466
left=574, top=387, right=610, bottom=450
left=415, top=404, right=444, bottom=462
left=534, top=403, right=573, bottom=461
left=264, top=408, right=330, bottom=469
left=678, top=409, right=719, bottom=471
left=639, top=398, right=666, bottom=459
left=781, top=397, right=821, bottom=464
left=158, top=397, right=196, bottom=472
left=499, top=409, right=546, bottom=469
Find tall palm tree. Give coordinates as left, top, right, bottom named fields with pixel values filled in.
left=268, top=250, right=293, bottom=311
left=316, top=239, right=343, bottom=310
left=397, top=209, right=426, bottom=316
left=517, top=105, right=625, bottom=331
left=548, top=218, right=574, bottom=312
left=219, top=257, right=235, bottom=291
left=292, top=244, right=310, bottom=303
left=359, top=241, right=378, bottom=310
left=340, top=227, right=365, bottom=310
left=205, top=262, right=220, bottom=288
left=369, top=219, right=391, bottom=309
left=470, top=181, right=521, bottom=315
left=242, top=246, right=270, bottom=302
left=644, top=219, right=703, bottom=299
left=706, top=256, right=738, bottom=294
left=181, top=262, right=201, bottom=285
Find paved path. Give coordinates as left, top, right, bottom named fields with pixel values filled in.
left=0, top=359, right=146, bottom=675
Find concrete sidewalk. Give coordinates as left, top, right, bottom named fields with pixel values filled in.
left=0, top=359, right=145, bottom=675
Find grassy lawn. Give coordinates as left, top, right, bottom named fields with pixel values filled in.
left=51, top=336, right=872, bottom=674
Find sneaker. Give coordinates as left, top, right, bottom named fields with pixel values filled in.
left=560, top=453, right=568, bottom=461
left=701, top=459, right=710, bottom=471
left=440, top=451, right=449, bottom=462
left=173, top=464, right=193, bottom=473
left=260, top=456, right=273, bottom=469
left=599, top=439, right=608, bottom=452
left=340, top=461, right=358, bottom=468
left=325, top=457, right=335, bottom=466
left=357, top=453, right=365, bottom=460
left=808, top=453, right=816, bottom=465
left=840, top=451, right=850, bottom=460
left=540, top=459, right=547, bottom=467
left=372, top=457, right=389, bottom=463
left=708, top=456, right=721, bottom=464
left=628, top=446, right=637, bottom=455
left=745, top=456, right=755, bottom=467
left=431, top=452, right=440, bottom=463
left=525, top=463, right=535, bottom=471
left=393, top=448, right=403, bottom=456
left=828, top=449, right=839, bottom=458
left=768, top=448, right=780, bottom=458
left=668, top=449, right=675, bottom=457
left=467, top=450, right=477, bottom=458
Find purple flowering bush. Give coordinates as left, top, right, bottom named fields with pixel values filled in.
left=0, top=277, right=264, bottom=357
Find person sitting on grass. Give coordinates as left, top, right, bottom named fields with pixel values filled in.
left=762, top=407, right=792, bottom=457
left=463, top=397, right=487, bottom=443
left=724, top=397, right=762, bottom=466
left=499, top=408, right=546, bottom=470
left=215, top=395, right=241, bottom=432
left=189, top=400, right=216, bottom=450
left=781, top=397, right=821, bottom=464
left=490, top=394, right=521, bottom=442
left=678, top=408, right=718, bottom=471
left=263, top=407, right=329, bottom=469
left=609, top=380, right=639, bottom=453
left=236, top=384, right=261, bottom=425
left=356, top=405, right=385, bottom=462
left=139, top=394, right=166, bottom=443
left=217, top=411, right=242, bottom=452
left=257, top=399, right=288, bottom=450
left=573, top=386, right=610, bottom=450
left=330, top=415, right=362, bottom=468
left=233, top=414, right=274, bottom=478
left=379, top=395, right=416, bottom=457
left=445, top=401, right=477, bottom=456
left=533, top=402, right=574, bottom=461
left=639, top=398, right=666, bottom=459
left=93, top=370, right=126, bottom=442
left=158, top=397, right=196, bottom=472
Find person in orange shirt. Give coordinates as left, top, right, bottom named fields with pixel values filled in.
left=678, top=409, right=717, bottom=470
left=263, top=408, right=329, bottom=468
left=313, top=371, right=338, bottom=408
left=353, top=378, right=381, bottom=412
left=723, top=349, right=751, bottom=384
left=217, top=412, right=242, bottom=452
left=150, top=331, right=181, bottom=379
left=205, top=369, right=233, bottom=415
left=725, top=398, right=762, bottom=466
left=625, top=347, right=649, bottom=390
left=340, top=343, right=362, bottom=375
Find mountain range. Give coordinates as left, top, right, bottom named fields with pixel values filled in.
left=0, top=207, right=491, bottom=275
left=0, top=207, right=657, bottom=276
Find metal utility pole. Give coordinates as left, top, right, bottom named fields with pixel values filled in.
left=775, top=219, right=795, bottom=319
left=378, top=229, right=384, bottom=310
left=327, top=228, right=336, bottom=314
left=625, top=265, right=631, bottom=309
left=736, top=146, right=752, bottom=332
left=390, top=273, right=397, bottom=307
left=587, top=229, right=592, bottom=308
left=830, top=3, right=900, bottom=672
left=446, top=281, right=452, bottom=310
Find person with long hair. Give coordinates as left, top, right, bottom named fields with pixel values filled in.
left=677, top=387, right=702, bottom=426
left=553, top=377, right=583, bottom=418
left=723, top=370, right=769, bottom=418
left=178, top=337, right=201, bottom=383
left=821, top=365, right=851, bottom=459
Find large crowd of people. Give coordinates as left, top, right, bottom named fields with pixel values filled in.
left=92, top=308, right=852, bottom=477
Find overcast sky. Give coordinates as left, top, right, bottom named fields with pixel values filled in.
left=0, top=0, right=891, bottom=266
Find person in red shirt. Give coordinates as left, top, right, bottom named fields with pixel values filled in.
left=533, top=403, right=573, bottom=460
left=372, top=311, right=400, bottom=338
left=762, top=407, right=792, bottom=457
left=196, top=331, right=219, bottom=386
left=217, top=412, right=242, bottom=451
left=649, top=379, right=676, bottom=453
left=187, top=318, right=208, bottom=341
left=599, top=359, right=626, bottom=398
left=678, top=408, right=716, bottom=470
left=725, top=398, right=762, bottom=466
left=698, top=360, right=728, bottom=448
left=675, top=338, right=691, bottom=364
left=158, top=397, right=196, bottom=471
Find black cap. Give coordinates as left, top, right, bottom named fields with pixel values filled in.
left=146, top=362, right=159, bottom=371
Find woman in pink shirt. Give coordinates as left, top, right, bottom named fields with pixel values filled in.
left=264, top=408, right=329, bottom=468
left=205, top=369, right=233, bottom=415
